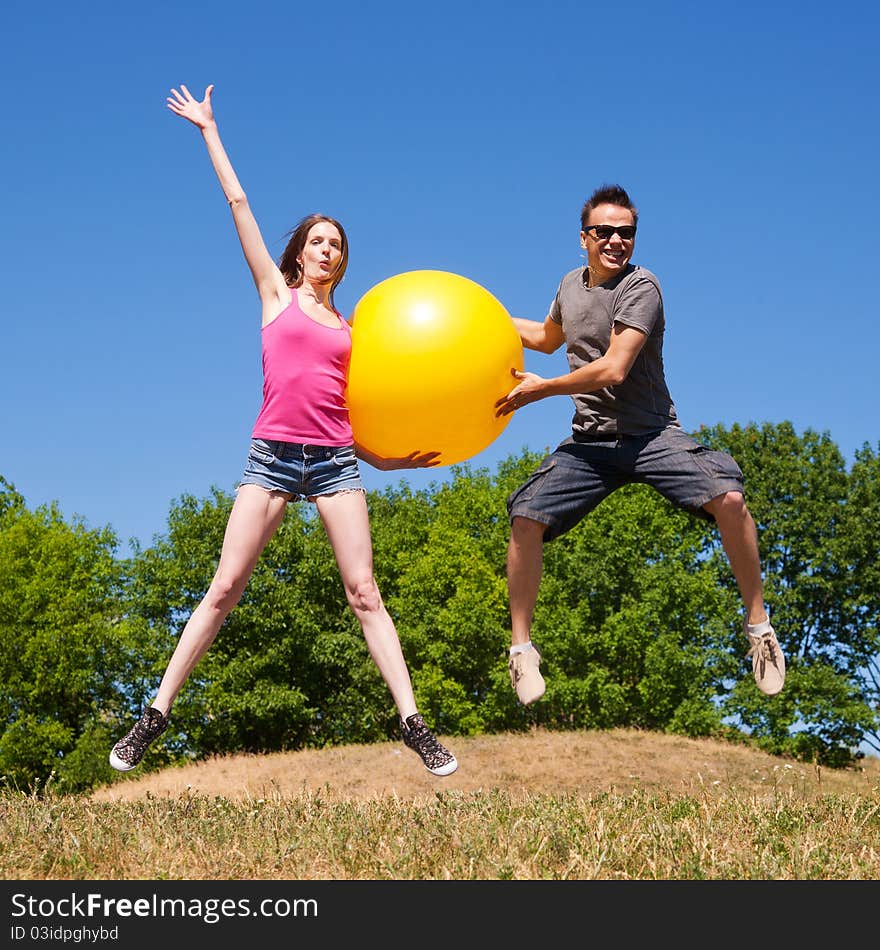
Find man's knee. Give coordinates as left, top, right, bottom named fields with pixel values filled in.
left=704, top=490, right=748, bottom=522
left=510, top=515, right=548, bottom=544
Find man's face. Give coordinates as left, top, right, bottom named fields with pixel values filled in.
left=580, top=203, right=636, bottom=282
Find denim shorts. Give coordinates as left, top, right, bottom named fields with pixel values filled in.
left=507, top=426, right=745, bottom=542
left=238, top=439, right=364, bottom=502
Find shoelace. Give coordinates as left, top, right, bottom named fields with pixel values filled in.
left=509, top=652, right=534, bottom=681
left=125, top=712, right=165, bottom=748
left=746, top=633, right=779, bottom=673
left=408, top=724, right=451, bottom=765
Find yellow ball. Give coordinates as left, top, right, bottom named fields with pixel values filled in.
left=347, top=270, right=524, bottom=466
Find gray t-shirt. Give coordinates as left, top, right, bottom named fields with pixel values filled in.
left=549, top=263, right=679, bottom=437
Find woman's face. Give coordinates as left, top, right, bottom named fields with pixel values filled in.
left=298, top=221, right=344, bottom=283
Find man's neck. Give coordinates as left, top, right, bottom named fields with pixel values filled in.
left=586, top=264, right=629, bottom=288
left=586, top=266, right=608, bottom=288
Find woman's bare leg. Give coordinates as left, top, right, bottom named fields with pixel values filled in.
left=315, top=489, right=418, bottom=720
left=152, top=485, right=289, bottom=714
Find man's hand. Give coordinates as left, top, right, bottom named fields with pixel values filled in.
left=494, top=368, right=547, bottom=417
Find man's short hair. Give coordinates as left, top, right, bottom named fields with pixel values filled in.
left=580, top=184, right=638, bottom=229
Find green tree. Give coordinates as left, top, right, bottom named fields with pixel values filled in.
left=695, top=423, right=876, bottom=764
left=0, top=477, right=137, bottom=793
left=834, top=442, right=880, bottom=755
left=110, top=423, right=879, bottom=771
left=373, top=425, right=876, bottom=765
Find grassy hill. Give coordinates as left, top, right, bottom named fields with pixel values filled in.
left=91, top=726, right=877, bottom=803
left=3, top=728, right=878, bottom=880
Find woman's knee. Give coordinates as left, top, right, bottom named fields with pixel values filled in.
left=346, top=576, right=382, bottom=614
left=204, top=572, right=247, bottom=612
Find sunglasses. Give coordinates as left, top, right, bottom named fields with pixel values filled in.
left=583, top=224, right=637, bottom=241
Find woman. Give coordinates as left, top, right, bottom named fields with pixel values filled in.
left=109, top=84, right=457, bottom=776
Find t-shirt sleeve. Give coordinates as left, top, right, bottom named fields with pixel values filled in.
left=549, top=280, right=564, bottom=325
left=612, top=276, right=662, bottom=335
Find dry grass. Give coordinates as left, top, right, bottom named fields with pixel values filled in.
left=91, top=727, right=878, bottom=803
left=3, top=729, right=879, bottom=880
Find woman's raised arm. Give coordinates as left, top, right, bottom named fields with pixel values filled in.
left=167, top=84, right=288, bottom=315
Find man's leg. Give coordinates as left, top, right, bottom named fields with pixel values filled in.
left=508, top=515, right=547, bottom=647
left=634, top=428, right=785, bottom=696
left=506, top=514, right=548, bottom=704
left=704, top=491, right=785, bottom=696
left=702, top=491, right=766, bottom=625
left=504, top=442, right=619, bottom=704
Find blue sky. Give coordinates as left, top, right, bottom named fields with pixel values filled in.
left=2, top=0, right=878, bottom=557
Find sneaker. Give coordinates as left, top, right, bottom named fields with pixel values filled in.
left=745, top=618, right=786, bottom=696
left=400, top=713, right=458, bottom=776
left=109, top=706, right=169, bottom=771
left=508, top=644, right=545, bottom=704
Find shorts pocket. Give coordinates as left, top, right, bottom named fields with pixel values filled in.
left=686, top=444, right=744, bottom=482
left=248, top=440, right=276, bottom=465
left=331, top=446, right=358, bottom=467
left=507, top=459, right=558, bottom=510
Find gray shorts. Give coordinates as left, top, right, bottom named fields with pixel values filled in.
left=507, top=427, right=744, bottom=542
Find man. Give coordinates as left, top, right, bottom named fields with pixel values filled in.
left=495, top=184, right=784, bottom=704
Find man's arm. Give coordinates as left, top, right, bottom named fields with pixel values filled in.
left=512, top=315, right=566, bottom=354
left=495, top=324, right=648, bottom=416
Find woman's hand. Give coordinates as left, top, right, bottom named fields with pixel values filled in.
left=356, top=446, right=442, bottom=471
left=167, top=84, right=215, bottom=130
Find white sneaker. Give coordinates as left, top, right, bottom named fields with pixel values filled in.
left=508, top=645, right=545, bottom=704
left=745, top=618, right=785, bottom=696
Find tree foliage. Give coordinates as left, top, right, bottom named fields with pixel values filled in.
left=0, top=477, right=138, bottom=793
left=694, top=424, right=877, bottom=764
left=1, top=422, right=878, bottom=793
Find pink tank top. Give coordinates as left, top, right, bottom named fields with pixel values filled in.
left=251, top=290, right=354, bottom=445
